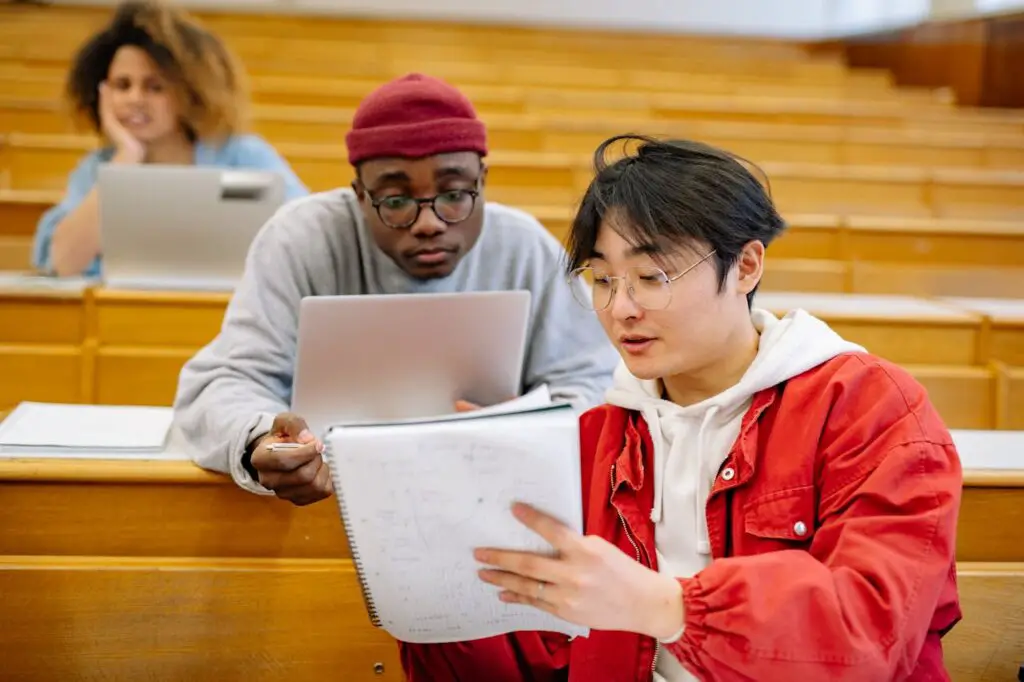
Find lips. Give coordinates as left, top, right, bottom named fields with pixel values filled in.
left=408, top=246, right=456, bottom=266
left=619, top=334, right=656, bottom=355
left=121, top=112, right=150, bottom=127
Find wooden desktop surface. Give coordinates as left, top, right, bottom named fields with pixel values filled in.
left=0, top=455, right=1021, bottom=681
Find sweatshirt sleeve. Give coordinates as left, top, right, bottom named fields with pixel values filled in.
left=520, top=244, right=618, bottom=412
left=171, top=202, right=318, bottom=494
left=32, top=151, right=103, bottom=275
left=666, top=365, right=962, bottom=681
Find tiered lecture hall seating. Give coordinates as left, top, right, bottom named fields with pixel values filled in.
left=0, top=4, right=1021, bottom=680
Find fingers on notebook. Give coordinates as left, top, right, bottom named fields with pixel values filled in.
left=454, top=400, right=481, bottom=412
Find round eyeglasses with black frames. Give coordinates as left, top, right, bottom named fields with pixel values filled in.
left=367, top=187, right=480, bottom=230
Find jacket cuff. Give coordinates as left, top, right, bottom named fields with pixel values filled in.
left=664, top=576, right=710, bottom=658
left=230, top=412, right=276, bottom=496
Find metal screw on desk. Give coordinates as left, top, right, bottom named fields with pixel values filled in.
left=374, top=662, right=385, bottom=675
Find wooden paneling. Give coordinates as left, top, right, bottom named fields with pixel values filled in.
left=851, top=262, right=1024, bottom=299
left=0, top=453, right=1020, bottom=681
left=944, top=563, right=1024, bottom=682
left=0, top=557, right=404, bottom=682
left=1005, top=367, right=1024, bottom=429
left=835, top=12, right=1024, bottom=110
left=0, top=345, right=83, bottom=409
left=92, top=348, right=200, bottom=406
left=910, top=365, right=997, bottom=430
left=760, top=258, right=849, bottom=294
left=0, top=464, right=348, bottom=559
left=93, top=290, right=230, bottom=348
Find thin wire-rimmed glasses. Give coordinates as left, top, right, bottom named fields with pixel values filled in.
left=367, top=187, right=480, bottom=229
left=569, top=250, right=717, bottom=311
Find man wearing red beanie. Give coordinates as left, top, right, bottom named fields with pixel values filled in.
left=172, top=73, right=618, bottom=503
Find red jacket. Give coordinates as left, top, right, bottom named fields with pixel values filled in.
left=399, top=353, right=963, bottom=681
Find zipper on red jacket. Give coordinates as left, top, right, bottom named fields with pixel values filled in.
left=611, top=465, right=661, bottom=675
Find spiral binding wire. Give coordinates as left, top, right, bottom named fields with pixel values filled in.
left=325, top=436, right=381, bottom=627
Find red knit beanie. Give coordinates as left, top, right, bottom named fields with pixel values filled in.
left=345, top=73, right=488, bottom=164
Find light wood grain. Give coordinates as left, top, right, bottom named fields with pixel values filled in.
left=944, top=563, right=1024, bottom=682
left=0, top=556, right=404, bottom=682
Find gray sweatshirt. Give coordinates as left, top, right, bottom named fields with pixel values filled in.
left=171, top=188, right=618, bottom=494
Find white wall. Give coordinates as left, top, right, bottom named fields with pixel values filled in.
left=45, top=0, right=1021, bottom=38
left=974, top=0, right=1024, bottom=13
left=53, top=0, right=833, bottom=37
left=827, top=0, right=930, bottom=34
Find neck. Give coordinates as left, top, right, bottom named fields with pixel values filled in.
left=144, top=131, right=195, bottom=165
left=661, top=317, right=760, bottom=407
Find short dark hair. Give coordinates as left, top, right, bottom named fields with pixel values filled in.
left=65, top=0, right=247, bottom=142
left=566, top=134, right=786, bottom=307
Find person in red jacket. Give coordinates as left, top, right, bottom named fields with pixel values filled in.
left=400, top=134, right=963, bottom=681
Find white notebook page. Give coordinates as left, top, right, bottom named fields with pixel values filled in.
left=326, top=406, right=588, bottom=644
left=0, top=402, right=173, bottom=451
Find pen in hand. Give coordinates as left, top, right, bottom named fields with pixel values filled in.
left=266, top=442, right=305, bottom=452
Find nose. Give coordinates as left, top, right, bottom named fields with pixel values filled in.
left=608, top=279, right=642, bottom=320
left=408, top=203, right=447, bottom=238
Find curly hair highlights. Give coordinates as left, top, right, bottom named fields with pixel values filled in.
left=65, top=0, right=248, bottom=141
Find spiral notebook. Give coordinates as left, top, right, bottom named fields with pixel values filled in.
left=323, top=394, right=589, bottom=644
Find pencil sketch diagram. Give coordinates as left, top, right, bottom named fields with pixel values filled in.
left=399, top=432, right=544, bottom=548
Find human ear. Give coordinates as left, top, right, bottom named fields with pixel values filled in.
left=735, top=240, right=765, bottom=297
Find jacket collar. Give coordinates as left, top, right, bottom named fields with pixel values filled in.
left=611, top=386, right=781, bottom=497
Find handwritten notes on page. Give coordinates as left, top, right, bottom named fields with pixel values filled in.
left=324, top=403, right=588, bottom=644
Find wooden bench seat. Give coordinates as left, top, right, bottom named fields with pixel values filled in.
left=0, top=189, right=55, bottom=271
left=0, top=63, right=950, bottom=113
left=1005, top=366, right=1024, bottom=430
left=5, top=130, right=1024, bottom=219
left=756, top=291, right=985, bottom=365
left=941, top=298, right=1024, bottom=366
left=0, top=284, right=1009, bottom=427
left=0, top=446, right=1019, bottom=681
left=0, top=556, right=1016, bottom=681
left=850, top=262, right=1024, bottom=299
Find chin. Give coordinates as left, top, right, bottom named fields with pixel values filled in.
left=619, top=354, right=665, bottom=381
left=404, top=261, right=457, bottom=280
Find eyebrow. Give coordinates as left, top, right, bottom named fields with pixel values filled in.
left=369, top=170, right=411, bottom=187
left=435, top=165, right=476, bottom=180
left=589, top=243, right=661, bottom=260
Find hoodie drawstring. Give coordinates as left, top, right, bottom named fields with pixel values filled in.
left=646, top=405, right=668, bottom=524
left=693, top=406, right=719, bottom=555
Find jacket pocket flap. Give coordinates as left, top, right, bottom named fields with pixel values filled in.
left=744, top=485, right=816, bottom=541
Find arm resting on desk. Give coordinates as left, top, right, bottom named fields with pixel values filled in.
left=172, top=204, right=317, bottom=494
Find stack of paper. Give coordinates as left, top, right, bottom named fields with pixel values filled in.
left=0, top=402, right=175, bottom=458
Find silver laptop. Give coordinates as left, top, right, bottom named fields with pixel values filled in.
left=292, top=291, right=532, bottom=438
left=97, top=164, right=285, bottom=291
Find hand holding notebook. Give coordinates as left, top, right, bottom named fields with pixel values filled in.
left=323, top=389, right=589, bottom=644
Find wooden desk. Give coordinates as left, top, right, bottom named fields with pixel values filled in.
left=0, top=451, right=1020, bottom=681
left=0, top=283, right=88, bottom=407
left=0, top=285, right=228, bottom=409
left=942, top=297, right=1024, bottom=367
left=91, top=289, right=229, bottom=405
left=757, top=292, right=986, bottom=365
left=0, top=284, right=1014, bottom=429
left=0, top=189, right=54, bottom=271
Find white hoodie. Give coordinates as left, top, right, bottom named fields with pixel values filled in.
left=604, top=308, right=865, bottom=682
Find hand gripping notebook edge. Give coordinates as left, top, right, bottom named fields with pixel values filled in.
left=322, top=405, right=589, bottom=644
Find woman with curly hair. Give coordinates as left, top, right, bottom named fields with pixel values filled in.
left=34, top=0, right=307, bottom=277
